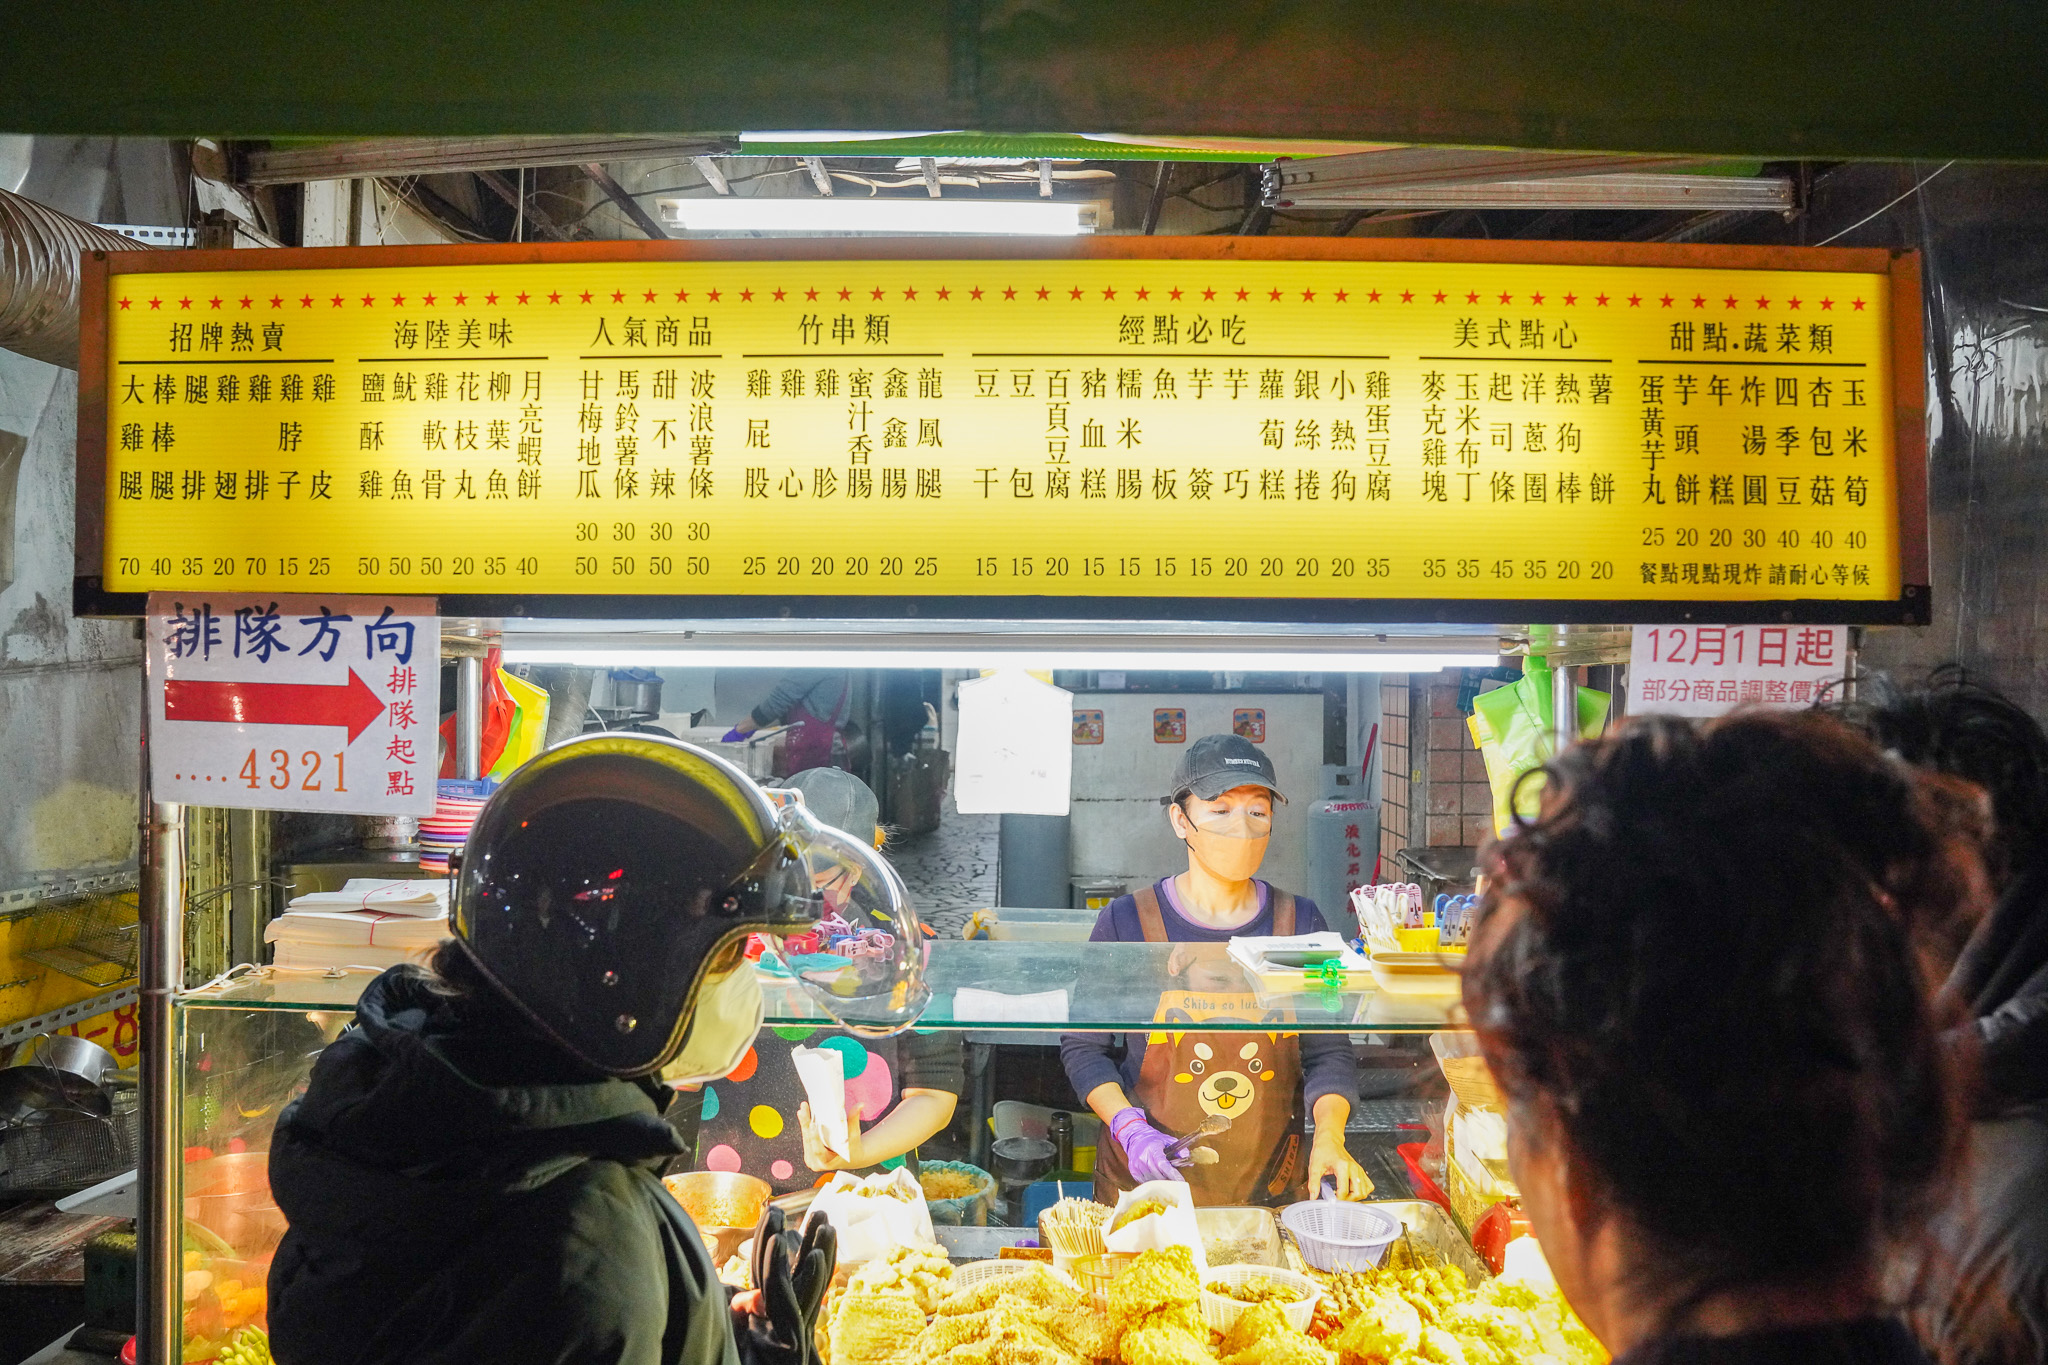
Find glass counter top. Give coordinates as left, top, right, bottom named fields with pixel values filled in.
left=182, top=940, right=1469, bottom=1033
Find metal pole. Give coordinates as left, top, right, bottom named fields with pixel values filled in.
left=139, top=797, right=186, bottom=1364
left=1552, top=662, right=1580, bottom=754
left=226, top=807, right=261, bottom=966
left=455, top=654, right=484, bottom=780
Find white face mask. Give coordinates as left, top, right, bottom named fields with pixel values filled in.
left=659, top=958, right=763, bottom=1086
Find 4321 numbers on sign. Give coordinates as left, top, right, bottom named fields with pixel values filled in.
left=239, top=748, right=348, bottom=792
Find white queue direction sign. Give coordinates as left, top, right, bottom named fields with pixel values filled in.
left=146, top=592, right=438, bottom=815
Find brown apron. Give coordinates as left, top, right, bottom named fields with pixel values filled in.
left=1094, top=884, right=1308, bottom=1208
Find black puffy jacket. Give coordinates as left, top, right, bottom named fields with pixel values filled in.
left=268, top=965, right=737, bottom=1365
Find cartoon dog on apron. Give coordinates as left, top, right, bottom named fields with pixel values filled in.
left=1095, top=887, right=1308, bottom=1207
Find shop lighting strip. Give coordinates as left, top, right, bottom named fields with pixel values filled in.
left=656, top=197, right=1093, bottom=234
left=501, top=646, right=1498, bottom=672
left=1265, top=172, right=1794, bottom=213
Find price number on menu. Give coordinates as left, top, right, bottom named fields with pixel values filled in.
left=239, top=748, right=348, bottom=793
left=745, top=555, right=938, bottom=577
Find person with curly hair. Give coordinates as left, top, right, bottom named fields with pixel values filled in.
left=1461, top=709, right=1984, bottom=1365
left=1835, top=668, right=2048, bottom=1365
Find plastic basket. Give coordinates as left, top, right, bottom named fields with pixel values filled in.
left=1279, top=1199, right=1401, bottom=1271
left=951, top=1259, right=1081, bottom=1294
left=1199, top=1264, right=1319, bottom=1333
left=1071, top=1252, right=1139, bottom=1310
left=1444, top=1151, right=1516, bottom=1235
left=951, top=1259, right=1036, bottom=1292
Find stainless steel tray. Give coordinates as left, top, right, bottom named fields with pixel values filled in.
left=1362, top=1198, right=1491, bottom=1281
left=1195, top=1204, right=1284, bottom=1267
left=1277, top=1198, right=1489, bottom=1281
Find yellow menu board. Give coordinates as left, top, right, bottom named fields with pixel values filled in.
left=82, top=242, right=1922, bottom=617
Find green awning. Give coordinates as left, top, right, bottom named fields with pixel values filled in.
left=6, top=3, right=2044, bottom=161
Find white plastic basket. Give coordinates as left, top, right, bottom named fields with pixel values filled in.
left=1280, top=1199, right=1401, bottom=1271
left=948, top=1259, right=1082, bottom=1294
left=950, top=1259, right=1036, bottom=1293
left=1199, top=1263, right=1320, bottom=1333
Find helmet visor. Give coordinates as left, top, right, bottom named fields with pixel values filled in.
left=761, top=791, right=930, bottom=1037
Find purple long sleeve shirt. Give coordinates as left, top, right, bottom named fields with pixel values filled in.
left=1059, top=877, right=1360, bottom=1115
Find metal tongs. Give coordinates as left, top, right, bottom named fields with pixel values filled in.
left=1162, top=1113, right=1231, bottom=1165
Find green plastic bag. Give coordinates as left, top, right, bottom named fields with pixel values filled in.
left=1466, top=663, right=1611, bottom=837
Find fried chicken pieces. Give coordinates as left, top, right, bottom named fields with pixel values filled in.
left=1108, top=1248, right=1332, bottom=1365
left=1105, top=1246, right=1208, bottom=1365
left=853, top=1243, right=957, bottom=1315
left=912, top=1266, right=1115, bottom=1365
left=830, top=1288, right=930, bottom=1365
left=832, top=1243, right=1353, bottom=1365
left=1323, top=1266, right=1603, bottom=1365
left=1221, top=1305, right=1334, bottom=1365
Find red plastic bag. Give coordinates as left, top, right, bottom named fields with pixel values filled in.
left=437, top=647, right=517, bottom=778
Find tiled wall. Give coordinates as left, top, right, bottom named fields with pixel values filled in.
left=1376, top=675, right=1409, bottom=869
left=1422, top=673, right=1493, bottom=849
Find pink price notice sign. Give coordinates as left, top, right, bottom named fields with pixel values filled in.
left=1626, top=623, right=1848, bottom=717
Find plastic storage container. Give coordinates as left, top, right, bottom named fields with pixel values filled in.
left=1280, top=1199, right=1402, bottom=1271
left=919, top=1161, right=996, bottom=1226
left=1199, top=1264, right=1321, bottom=1334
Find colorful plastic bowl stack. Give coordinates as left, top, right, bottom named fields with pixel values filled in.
left=419, top=779, right=495, bottom=875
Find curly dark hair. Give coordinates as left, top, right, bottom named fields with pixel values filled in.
left=1464, top=709, right=1974, bottom=1320
left=1829, top=664, right=2048, bottom=886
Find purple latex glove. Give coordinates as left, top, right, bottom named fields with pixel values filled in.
left=1109, top=1107, right=1189, bottom=1185
left=721, top=726, right=750, bottom=742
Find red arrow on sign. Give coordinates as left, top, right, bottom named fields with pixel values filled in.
left=164, top=668, right=385, bottom=744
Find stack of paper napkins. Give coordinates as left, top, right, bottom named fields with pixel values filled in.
left=265, top=878, right=450, bottom=972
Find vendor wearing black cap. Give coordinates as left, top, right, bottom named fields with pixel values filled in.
left=1060, top=733, right=1368, bottom=1207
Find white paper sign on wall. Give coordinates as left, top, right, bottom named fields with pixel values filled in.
left=146, top=593, right=438, bottom=815
left=953, top=670, right=1073, bottom=816
left=1627, top=624, right=1848, bottom=719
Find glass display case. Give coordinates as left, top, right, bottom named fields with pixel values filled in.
left=170, top=938, right=1469, bottom=1358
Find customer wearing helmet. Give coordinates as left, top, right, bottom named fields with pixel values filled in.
left=1463, top=711, right=1979, bottom=1365
left=266, top=735, right=927, bottom=1365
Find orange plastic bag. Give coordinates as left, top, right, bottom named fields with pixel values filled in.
left=437, top=647, right=516, bottom=778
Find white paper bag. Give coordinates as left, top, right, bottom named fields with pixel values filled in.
left=791, top=1045, right=852, bottom=1162
left=1103, top=1179, right=1208, bottom=1274
left=807, top=1168, right=936, bottom=1265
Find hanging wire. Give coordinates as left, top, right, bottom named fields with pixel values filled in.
left=1814, top=161, right=1952, bottom=246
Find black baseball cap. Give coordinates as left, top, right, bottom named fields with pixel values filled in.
left=1165, top=733, right=1287, bottom=805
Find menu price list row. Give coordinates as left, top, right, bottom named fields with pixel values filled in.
left=113, top=516, right=1877, bottom=590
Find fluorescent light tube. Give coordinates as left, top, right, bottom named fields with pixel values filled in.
left=656, top=197, right=1090, bottom=235
left=500, top=647, right=1497, bottom=673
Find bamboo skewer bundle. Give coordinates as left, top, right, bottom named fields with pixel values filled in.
left=1038, top=1195, right=1110, bottom=1259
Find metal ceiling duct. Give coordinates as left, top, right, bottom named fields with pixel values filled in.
left=0, top=187, right=153, bottom=369
left=238, top=135, right=737, bottom=186
left=1265, top=147, right=1711, bottom=195
left=1266, top=171, right=1794, bottom=213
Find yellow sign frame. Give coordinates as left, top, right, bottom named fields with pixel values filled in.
left=76, top=237, right=1927, bottom=625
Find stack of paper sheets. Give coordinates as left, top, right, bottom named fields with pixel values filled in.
left=266, top=878, right=449, bottom=972
left=1224, top=932, right=1372, bottom=991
